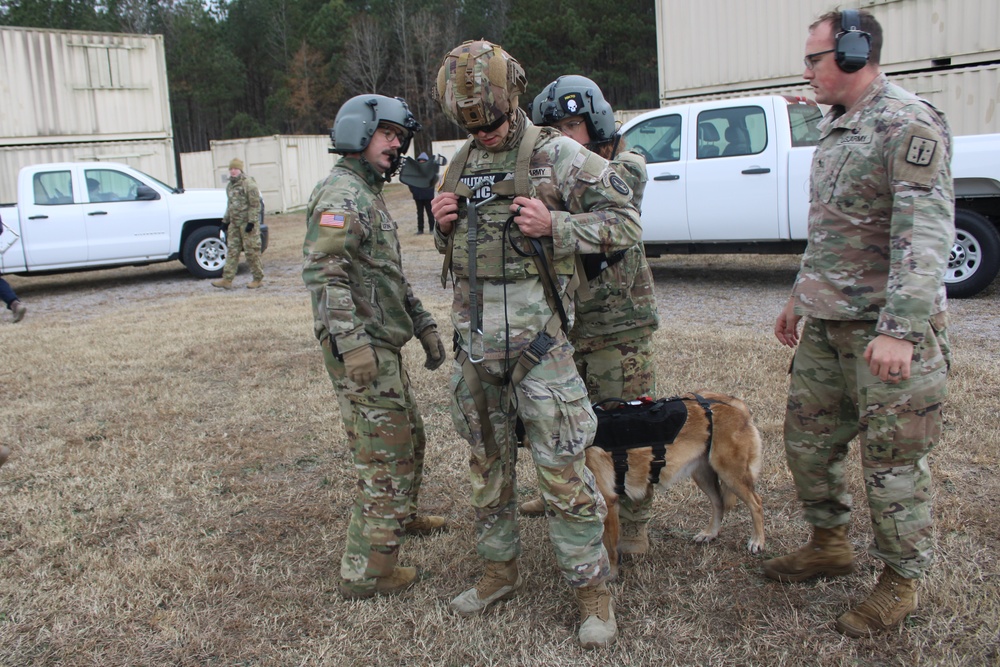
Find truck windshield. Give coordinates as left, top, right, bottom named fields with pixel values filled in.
left=788, top=102, right=823, bottom=147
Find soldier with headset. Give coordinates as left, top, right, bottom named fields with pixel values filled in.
left=519, top=75, right=660, bottom=556
left=431, top=40, right=643, bottom=649
left=765, top=9, right=954, bottom=637
left=302, top=94, right=448, bottom=600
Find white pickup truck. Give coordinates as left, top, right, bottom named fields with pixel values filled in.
left=621, top=95, right=1000, bottom=298
left=0, top=162, right=268, bottom=279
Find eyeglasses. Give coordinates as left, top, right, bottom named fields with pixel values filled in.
left=553, top=118, right=585, bottom=135
left=378, top=126, right=407, bottom=144
left=466, top=114, right=507, bottom=135
left=803, top=49, right=836, bottom=71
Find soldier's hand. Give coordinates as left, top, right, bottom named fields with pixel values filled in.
left=511, top=196, right=552, bottom=237
left=431, top=192, right=459, bottom=235
left=343, top=345, right=378, bottom=385
left=245, top=222, right=254, bottom=233
left=420, top=327, right=447, bottom=370
left=774, top=297, right=801, bottom=348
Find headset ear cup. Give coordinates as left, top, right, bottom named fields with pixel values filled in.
left=835, top=30, right=871, bottom=73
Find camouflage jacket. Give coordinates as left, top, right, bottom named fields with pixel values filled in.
left=571, top=149, right=660, bottom=353
left=223, top=173, right=261, bottom=227
left=434, top=110, right=642, bottom=356
left=792, top=74, right=954, bottom=343
left=303, top=156, right=435, bottom=355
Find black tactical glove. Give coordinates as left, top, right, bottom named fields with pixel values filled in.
left=220, top=222, right=229, bottom=233
left=245, top=222, right=254, bottom=233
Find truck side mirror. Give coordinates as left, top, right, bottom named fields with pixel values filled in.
left=135, top=185, right=160, bottom=201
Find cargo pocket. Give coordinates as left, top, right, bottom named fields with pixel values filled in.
left=863, top=364, right=947, bottom=466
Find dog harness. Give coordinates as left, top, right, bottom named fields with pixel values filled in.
left=593, top=395, right=715, bottom=495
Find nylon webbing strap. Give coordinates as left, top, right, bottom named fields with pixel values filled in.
left=457, top=348, right=505, bottom=461
left=648, top=442, right=667, bottom=487
left=693, top=393, right=714, bottom=452
left=467, top=202, right=481, bottom=350
left=440, top=139, right=475, bottom=288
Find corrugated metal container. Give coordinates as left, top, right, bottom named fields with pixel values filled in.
left=208, top=135, right=336, bottom=213
left=657, top=0, right=1000, bottom=98
left=0, top=138, right=176, bottom=203
left=0, top=26, right=172, bottom=145
left=179, top=150, right=218, bottom=191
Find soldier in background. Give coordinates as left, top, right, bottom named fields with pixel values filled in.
left=765, top=9, right=954, bottom=637
left=212, top=158, right=264, bottom=289
left=520, top=75, right=660, bottom=556
left=303, top=94, right=447, bottom=599
left=431, top=40, right=643, bottom=649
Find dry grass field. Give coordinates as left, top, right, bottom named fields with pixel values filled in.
left=1, top=183, right=998, bottom=666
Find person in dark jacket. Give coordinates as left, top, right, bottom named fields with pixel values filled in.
left=408, top=152, right=437, bottom=234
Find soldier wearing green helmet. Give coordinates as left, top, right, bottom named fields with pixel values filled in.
left=302, top=94, right=448, bottom=600
left=431, top=39, right=643, bottom=649
left=520, top=75, right=660, bottom=557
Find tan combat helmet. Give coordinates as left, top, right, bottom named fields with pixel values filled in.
left=436, top=39, right=527, bottom=132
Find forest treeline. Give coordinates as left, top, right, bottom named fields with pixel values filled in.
left=0, top=0, right=659, bottom=154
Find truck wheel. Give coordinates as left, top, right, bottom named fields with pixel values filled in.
left=946, top=209, right=1000, bottom=298
left=183, top=226, right=227, bottom=279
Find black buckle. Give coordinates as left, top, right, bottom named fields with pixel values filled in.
left=524, top=331, right=557, bottom=364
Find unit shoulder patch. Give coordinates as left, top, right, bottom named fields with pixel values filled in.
left=905, top=136, right=937, bottom=166
left=609, top=173, right=631, bottom=196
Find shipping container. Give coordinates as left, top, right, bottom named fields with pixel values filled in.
left=656, top=0, right=1000, bottom=115
left=0, top=26, right=172, bottom=146
left=0, top=138, right=176, bottom=204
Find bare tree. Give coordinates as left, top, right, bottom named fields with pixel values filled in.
left=342, top=14, right=390, bottom=95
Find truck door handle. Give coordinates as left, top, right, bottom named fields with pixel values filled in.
left=28, top=215, right=48, bottom=220
left=88, top=211, right=108, bottom=216
left=742, top=167, right=771, bottom=175
left=654, top=174, right=680, bottom=181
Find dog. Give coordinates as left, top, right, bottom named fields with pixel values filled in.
left=585, top=391, right=765, bottom=577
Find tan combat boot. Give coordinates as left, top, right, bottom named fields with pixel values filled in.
left=338, top=566, right=418, bottom=600
left=450, top=559, right=522, bottom=616
left=10, top=300, right=26, bottom=323
left=405, top=515, right=447, bottom=535
left=211, top=278, right=233, bottom=289
left=246, top=279, right=263, bottom=289
left=518, top=497, right=545, bottom=516
left=836, top=566, right=919, bottom=637
left=620, top=521, right=649, bottom=555
left=762, top=525, right=856, bottom=583
left=576, top=582, right=617, bottom=649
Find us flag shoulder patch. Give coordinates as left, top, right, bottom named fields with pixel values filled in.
left=320, top=212, right=345, bottom=228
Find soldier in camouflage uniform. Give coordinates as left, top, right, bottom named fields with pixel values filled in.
left=763, top=10, right=954, bottom=638
left=212, top=158, right=264, bottom=289
left=520, top=75, right=660, bottom=555
left=302, top=95, right=448, bottom=599
left=431, top=40, right=643, bottom=649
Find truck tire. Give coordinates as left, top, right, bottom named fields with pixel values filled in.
left=182, top=226, right=227, bottom=279
left=946, top=209, right=1000, bottom=298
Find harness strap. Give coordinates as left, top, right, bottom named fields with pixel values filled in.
left=440, top=139, right=475, bottom=288
left=692, top=393, right=714, bottom=453
left=612, top=448, right=630, bottom=496
left=647, top=442, right=667, bottom=487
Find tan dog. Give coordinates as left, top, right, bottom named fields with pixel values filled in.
left=585, top=392, right=765, bottom=577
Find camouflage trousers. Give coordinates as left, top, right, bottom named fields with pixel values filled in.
left=221, top=224, right=263, bottom=281
left=450, top=339, right=611, bottom=588
left=785, top=317, right=950, bottom=579
left=322, top=339, right=427, bottom=588
left=575, top=336, right=657, bottom=525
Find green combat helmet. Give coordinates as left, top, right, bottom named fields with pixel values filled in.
left=530, top=75, right=616, bottom=144
left=330, top=94, right=421, bottom=177
left=436, top=39, right=527, bottom=132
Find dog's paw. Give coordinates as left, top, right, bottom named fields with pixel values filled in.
left=746, top=538, right=764, bottom=555
left=693, top=530, right=719, bottom=544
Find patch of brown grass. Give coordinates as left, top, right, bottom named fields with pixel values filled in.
left=1, top=184, right=997, bottom=665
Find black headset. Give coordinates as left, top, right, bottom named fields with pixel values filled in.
left=835, top=9, right=872, bottom=73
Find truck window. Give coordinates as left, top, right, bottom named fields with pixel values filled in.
left=32, top=171, right=74, bottom=206
left=696, top=106, right=767, bottom=159
left=85, top=168, right=144, bottom=202
left=622, top=114, right=681, bottom=163
left=787, top=103, right=823, bottom=147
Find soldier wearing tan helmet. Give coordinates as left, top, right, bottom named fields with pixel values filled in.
left=431, top=39, right=643, bottom=649
left=212, top=158, right=264, bottom=289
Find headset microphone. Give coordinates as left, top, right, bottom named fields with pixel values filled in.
left=835, top=9, right=872, bottom=73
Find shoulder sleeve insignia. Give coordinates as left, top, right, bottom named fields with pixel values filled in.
left=905, top=136, right=937, bottom=166
left=320, top=212, right=346, bottom=228
left=609, top=173, right=631, bottom=196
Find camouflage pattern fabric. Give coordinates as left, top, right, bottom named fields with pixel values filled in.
left=450, top=340, right=610, bottom=587
left=437, top=109, right=642, bottom=587
left=785, top=317, right=949, bottom=579
left=221, top=173, right=263, bottom=281
left=303, top=155, right=437, bottom=591
left=792, top=74, right=954, bottom=340
left=785, top=74, right=954, bottom=579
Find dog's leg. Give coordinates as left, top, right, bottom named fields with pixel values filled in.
left=690, top=459, right=724, bottom=544
left=717, top=477, right=766, bottom=554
